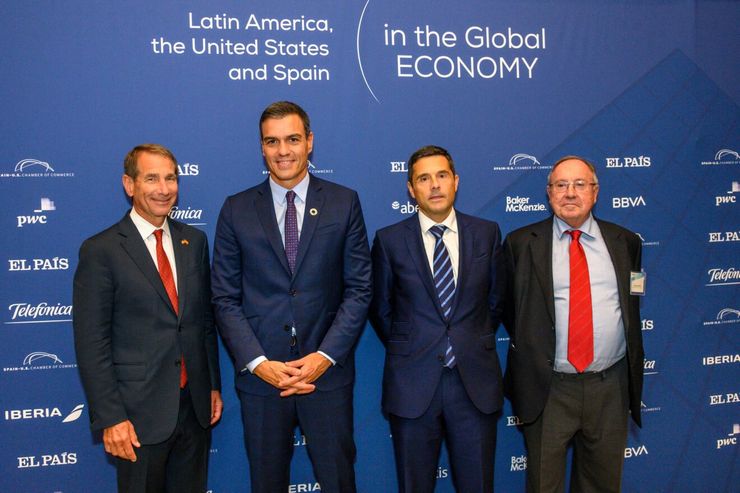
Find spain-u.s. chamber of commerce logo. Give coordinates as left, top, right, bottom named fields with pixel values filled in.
left=701, top=149, right=740, bottom=166
left=1, top=158, right=75, bottom=178
left=703, top=308, right=740, bottom=326
left=492, top=153, right=549, bottom=171
left=262, top=159, right=334, bottom=176
left=3, top=351, right=77, bottom=372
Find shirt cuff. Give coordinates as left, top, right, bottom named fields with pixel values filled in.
left=318, top=351, right=336, bottom=366
left=244, top=356, right=267, bottom=374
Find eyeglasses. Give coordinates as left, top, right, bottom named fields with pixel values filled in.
left=547, top=180, right=598, bottom=193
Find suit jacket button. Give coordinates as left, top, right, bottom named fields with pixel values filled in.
left=175, top=359, right=181, bottom=367
left=437, top=355, right=444, bottom=362
left=289, top=289, right=297, bottom=296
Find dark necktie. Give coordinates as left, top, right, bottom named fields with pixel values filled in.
left=566, top=230, right=594, bottom=373
left=285, top=190, right=298, bottom=274
left=154, top=229, right=187, bottom=388
left=430, top=225, right=456, bottom=368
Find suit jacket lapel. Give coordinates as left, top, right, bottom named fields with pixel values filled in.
left=405, top=216, right=447, bottom=320
left=530, top=218, right=556, bottom=326
left=117, top=214, right=175, bottom=315
left=597, top=219, right=631, bottom=326
left=169, top=220, right=187, bottom=320
left=450, top=212, right=471, bottom=320
left=294, top=177, right=325, bottom=277
left=255, top=180, right=292, bottom=277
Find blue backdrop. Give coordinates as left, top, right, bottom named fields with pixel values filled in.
left=1, top=1, right=738, bottom=492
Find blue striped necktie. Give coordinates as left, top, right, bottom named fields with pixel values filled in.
left=430, top=225, right=456, bottom=368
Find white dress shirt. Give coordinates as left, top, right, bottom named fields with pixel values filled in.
left=129, top=208, right=178, bottom=292
left=418, top=209, right=460, bottom=284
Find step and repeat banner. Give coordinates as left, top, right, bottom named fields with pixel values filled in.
left=1, top=1, right=738, bottom=492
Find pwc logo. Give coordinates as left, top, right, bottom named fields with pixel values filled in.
left=17, top=198, right=55, bottom=227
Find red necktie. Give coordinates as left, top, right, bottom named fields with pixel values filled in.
left=154, top=229, right=187, bottom=388
left=566, top=230, right=593, bottom=373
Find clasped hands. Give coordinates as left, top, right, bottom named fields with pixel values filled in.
left=254, top=352, right=331, bottom=397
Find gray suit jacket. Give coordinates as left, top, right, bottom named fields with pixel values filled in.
left=73, top=213, right=221, bottom=443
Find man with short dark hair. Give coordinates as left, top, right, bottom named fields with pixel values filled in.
left=503, top=156, right=644, bottom=492
left=370, top=145, right=505, bottom=493
left=211, top=101, right=371, bottom=493
left=74, top=143, right=222, bottom=492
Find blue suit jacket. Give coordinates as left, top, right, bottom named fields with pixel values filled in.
left=211, top=176, right=371, bottom=396
left=369, top=211, right=505, bottom=418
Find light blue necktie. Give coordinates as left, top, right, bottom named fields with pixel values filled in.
left=430, top=225, right=456, bottom=368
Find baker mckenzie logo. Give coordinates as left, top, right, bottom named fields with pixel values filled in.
left=8, top=257, right=69, bottom=272
left=169, top=206, right=205, bottom=226
left=3, top=351, right=77, bottom=372
left=709, top=231, right=740, bottom=243
left=702, top=354, right=740, bottom=366
left=493, top=153, right=549, bottom=171
left=1, top=159, right=74, bottom=178
left=701, top=149, right=740, bottom=166
left=510, top=454, right=527, bottom=471
left=5, top=302, right=72, bottom=324
left=390, top=161, right=408, bottom=173
left=4, top=404, right=84, bottom=423
left=16, top=198, right=55, bottom=228
left=714, top=182, right=739, bottom=207
left=716, top=424, right=739, bottom=450
left=391, top=199, right=418, bottom=215
left=605, top=156, right=651, bottom=168
left=706, top=268, right=740, bottom=287
left=505, top=195, right=546, bottom=213
left=703, top=308, right=740, bottom=326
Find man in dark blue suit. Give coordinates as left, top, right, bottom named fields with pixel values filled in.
left=369, top=145, right=505, bottom=493
left=211, top=101, right=371, bottom=493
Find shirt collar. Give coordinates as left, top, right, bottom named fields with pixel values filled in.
left=418, top=208, right=458, bottom=235
left=269, top=172, right=310, bottom=204
left=554, top=213, right=595, bottom=240
left=129, top=207, right=171, bottom=240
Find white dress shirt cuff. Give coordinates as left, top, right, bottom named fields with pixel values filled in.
left=318, top=351, right=336, bottom=365
left=245, top=356, right=267, bottom=374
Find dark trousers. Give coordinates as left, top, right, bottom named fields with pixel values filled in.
left=238, top=385, right=356, bottom=493
left=116, top=386, right=209, bottom=493
left=389, top=367, right=498, bottom=493
left=523, top=358, right=629, bottom=493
